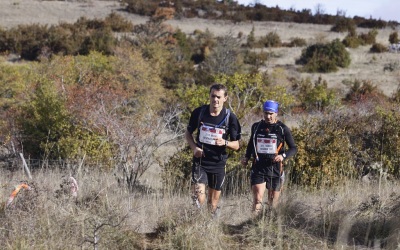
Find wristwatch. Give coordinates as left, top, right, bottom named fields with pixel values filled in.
left=225, top=140, right=228, bottom=146
left=282, top=153, right=286, bottom=159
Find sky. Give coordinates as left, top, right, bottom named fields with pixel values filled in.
left=236, top=0, right=400, bottom=22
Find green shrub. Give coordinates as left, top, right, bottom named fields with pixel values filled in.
left=389, top=31, right=399, bottom=44
left=370, top=43, right=389, bottom=53
left=342, top=35, right=361, bottom=48
left=368, top=108, right=400, bottom=177
left=161, top=146, right=193, bottom=194
left=290, top=112, right=356, bottom=188
left=261, top=32, right=282, bottom=48
left=124, top=0, right=158, bottom=16
left=297, top=39, right=351, bottom=73
left=47, top=23, right=83, bottom=56
left=79, top=27, right=116, bottom=55
left=246, top=26, right=256, bottom=48
left=291, top=100, right=400, bottom=189
left=343, top=79, right=382, bottom=103
left=7, top=24, right=50, bottom=60
left=0, top=16, right=121, bottom=60
left=104, top=12, right=134, bottom=32
left=358, top=29, right=378, bottom=45
left=294, top=77, right=339, bottom=111
left=288, top=37, right=307, bottom=47
left=331, top=18, right=356, bottom=33
left=17, top=78, right=113, bottom=163
left=243, top=50, right=268, bottom=66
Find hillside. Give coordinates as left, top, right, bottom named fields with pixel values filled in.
left=2, top=1, right=400, bottom=249
left=1, top=0, right=399, bottom=96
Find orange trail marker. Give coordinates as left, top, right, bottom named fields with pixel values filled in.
left=6, top=183, right=31, bottom=208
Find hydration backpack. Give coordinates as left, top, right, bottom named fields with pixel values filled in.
left=197, top=104, right=231, bottom=130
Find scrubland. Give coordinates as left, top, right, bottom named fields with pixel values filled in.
left=1, top=0, right=400, bottom=249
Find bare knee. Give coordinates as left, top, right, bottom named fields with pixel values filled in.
left=192, top=184, right=206, bottom=205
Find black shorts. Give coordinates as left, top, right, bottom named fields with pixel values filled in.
left=191, top=161, right=225, bottom=191
left=250, top=170, right=284, bottom=191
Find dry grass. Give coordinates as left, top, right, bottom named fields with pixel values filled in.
left=1, top=166, right=400, bottom=249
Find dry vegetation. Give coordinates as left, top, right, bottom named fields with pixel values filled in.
left=2, top=167, right=400, bottom=249
left=1, top=0, right=399, bottom=96
left=1, top=0, right=400, bottom=249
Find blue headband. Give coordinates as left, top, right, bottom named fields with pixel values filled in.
left=263, top=100, right=279, bottom=113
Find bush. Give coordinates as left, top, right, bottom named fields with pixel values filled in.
left=288, top=37, right=307, bottom=47
left=0, top=16, right=122, bottom=60
left=294, top=77, right=339, bottom=111
left=124, top=0, right=158, bottom=16
left=370, top=43, right=389, bottom=53
left=358, top=29, right=378, bottom=45
left=246, top=26, right=256, bottom=48
left=243, top=50, right=268, bottom=66
left=290, top=112, right=356, bottom=188
left=342, top=34, right=361, bottom=48
left=104, top=12, right=134, bottom=32
left=7, top=24, right=50, bottom=60
left=389, top=31, right=399, bottom=44
left=79, top=27, right=116, bottom=55
left=297, top=39, right=351, bottom=73
left=331, top=18, right=356, bottom=33
left=343, top=79, right=382, bottom=103
left=290, top=102, right=400, bottom=188
left=161, top=147, right=193, bottom=194
left=261, top=32, right=282, bottom=48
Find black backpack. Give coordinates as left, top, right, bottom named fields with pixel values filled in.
left=197, top=104, right=231, bottom=130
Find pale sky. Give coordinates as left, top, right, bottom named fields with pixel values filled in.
left=236, top=0, right=400, bottom=22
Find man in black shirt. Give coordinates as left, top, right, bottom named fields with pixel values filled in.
left=241, top=100, right=297, bottom=212
left=185, top=83, right=241, bottom=215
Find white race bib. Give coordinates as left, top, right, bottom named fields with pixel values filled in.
left=256, top=137, right=277, bottom=154
left=199, top=125, right=225, bottom=145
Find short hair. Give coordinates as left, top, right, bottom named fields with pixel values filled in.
left=209, top=83, right=228, bottom=97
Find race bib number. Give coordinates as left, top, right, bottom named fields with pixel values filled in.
left=199, top=125, right=225, bottom=145
left=256, top=137, right=277, bottom=154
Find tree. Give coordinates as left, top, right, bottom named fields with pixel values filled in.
left=196, top=34, right=243, bottom=84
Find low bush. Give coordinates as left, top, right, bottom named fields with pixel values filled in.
left=260, top=32, right=281, bottom=48
left=293, top=77, right=339, bottom=111
left=389, top=31, right=399, bottom=44
left=359, top=29, right=378, bottom=45
left=104, top=12, right=134, bottom=32
left=296, top=39, right=351, bottom=73
left=331, top=18, right=356, bottom=33
left=291, top=98, right=400, bottom=189
left=343, top=79, right=383, bottom=103
left=243, top=50, right=269, bottom=66
left=288, top=37, right=307, bottom=47
left=342, top=35, right=361, bottom=48
left=370, top=43, right=389, bottom=53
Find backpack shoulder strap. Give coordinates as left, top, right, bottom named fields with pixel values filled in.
left=197, top=104, right=208, bottom=129
left=276, top=121, right=285, bottom=137
left=225, top=108, right=231, bottom=127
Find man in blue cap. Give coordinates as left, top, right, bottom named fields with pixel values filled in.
left=241, top=100, right=297, bottom=213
